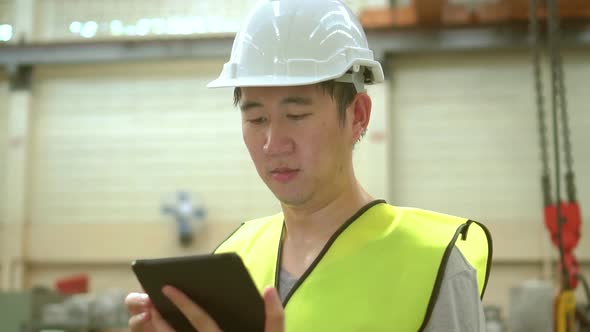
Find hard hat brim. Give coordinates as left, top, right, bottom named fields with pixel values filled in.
left=207, top=65, right=384, bottom=89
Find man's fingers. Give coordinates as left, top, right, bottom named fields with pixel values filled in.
left=125, top=292, right=152, bottom=315
left=162, top=285, right=222, bottom=332
left=263, top=287, right=285, bottom=332
left=128, top=311, right=150, bottom=331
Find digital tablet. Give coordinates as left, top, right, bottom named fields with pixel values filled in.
left=131, top=252, right=265, bottom=332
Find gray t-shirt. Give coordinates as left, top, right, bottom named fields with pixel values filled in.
left=278, top=246, right=485, bottom=331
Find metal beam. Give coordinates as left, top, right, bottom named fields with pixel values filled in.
left=0, top=35, right=235, bottom=67
left=367, top=22, right=590, bottom=59
left=367, top=26, right=532, bottom=57
left=1, top=23, right=590, bottom=69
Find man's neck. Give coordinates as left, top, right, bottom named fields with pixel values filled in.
left=278, top=178, right=375, bottom=277
left=281, top=179, right=374, bottom=247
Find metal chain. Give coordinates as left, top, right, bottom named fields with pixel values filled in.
left=546, top=0, right=577, bottom=202
left=556, top=50, right=573, bottom=176
left=547, top=0, right=562, bottom=206
left=554, top=20, right=577, bottom=203
left=529, top=0, right=552, bottom=206
left=547, top=0, right=571, bottom=292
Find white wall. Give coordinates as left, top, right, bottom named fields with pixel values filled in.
left=0, top=0, right=14, bottom=24
left=0, top=72, right=8, bottom=289
left=30, top=60, right=284, bottom=225
left=0, top=73, right=8, bottom=224
left=564, top=49, right=590, bottom=208
left=355, top=82, right=389, bottom=200
left=388, top=49, right=590, bottom=224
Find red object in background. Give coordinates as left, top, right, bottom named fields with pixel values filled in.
left=359, top=6, right=417, bottom=28
left=414, top=0, right=445, bottom=25
left=544, top=202, right=582, bottom=289
left=561, top=252, right=580, bottom=289
left=544, top=202, right=581, bottom=252
left=359, top=0, right=590, bottom=29
left=55, top=274, right=89, bottom=294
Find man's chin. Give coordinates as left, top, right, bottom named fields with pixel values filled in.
left=273, top=192, right=309, bottom=207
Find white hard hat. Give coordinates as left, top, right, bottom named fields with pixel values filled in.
left=207, top=0, right=384, bottom=92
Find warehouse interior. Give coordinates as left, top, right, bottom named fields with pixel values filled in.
left=0, top=0, right=589, bottom=331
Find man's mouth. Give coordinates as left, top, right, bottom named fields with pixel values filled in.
left=270, top=168, right=299, bottom=183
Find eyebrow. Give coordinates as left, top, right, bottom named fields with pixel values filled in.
left=281, top=96, right=313, bottom=106
left=240, top=101, right=263, bottom=112
left=240, top=96, right=313, bottom=112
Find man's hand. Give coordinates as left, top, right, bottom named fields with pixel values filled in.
left=126, top=292, right=158, bottom=332
left=125, top=286, right=285, bottom=332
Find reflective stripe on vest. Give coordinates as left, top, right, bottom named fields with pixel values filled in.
left=215, top=201, right=492, bottom=331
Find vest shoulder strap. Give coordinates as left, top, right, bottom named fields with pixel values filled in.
left=214, top=212, right=283, bottom=254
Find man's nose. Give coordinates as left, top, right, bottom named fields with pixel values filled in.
left=263, top=122, right=294, bottom=156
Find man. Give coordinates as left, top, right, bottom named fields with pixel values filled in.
left=126, top=0, right=492, bottom=331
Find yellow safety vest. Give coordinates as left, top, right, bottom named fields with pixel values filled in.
left=215, top=200, right=492, bottom=332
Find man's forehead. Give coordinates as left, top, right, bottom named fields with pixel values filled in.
left=238, top=84, right=333, bottom=111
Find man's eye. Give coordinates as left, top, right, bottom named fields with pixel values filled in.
left=247, top=117, right=267, bottom=124
left=287, top=114, right=311, bottom=120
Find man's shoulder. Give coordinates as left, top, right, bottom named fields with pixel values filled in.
left=239, top=212, right=284, bottom=233
left=214, top=212, right=283, bottom=253
left=445, top=245, right=477, bottom=279
left=424, top=246, right=485, bottom=332
left=396, top=205, right=469, bottom=224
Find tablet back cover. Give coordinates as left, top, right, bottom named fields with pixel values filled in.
left=132, top=253, right=265, bottom=332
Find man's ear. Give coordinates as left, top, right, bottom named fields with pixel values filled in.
left=349, top=93, right=372, bottom=143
